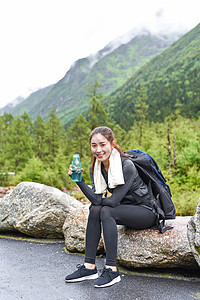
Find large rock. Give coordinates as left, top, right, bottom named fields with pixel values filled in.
left=63, top=204, right=104, bottom=253
left=63, top=203, right=197, bottom=268
left=187, top=197, right=200, bottom=267
left=117, top=216, right=198, bottom=268
left=0, top=181, right=82, bottom=238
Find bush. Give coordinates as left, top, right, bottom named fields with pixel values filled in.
left=14, top=157, right=45, bottom=184
left=171, top=186, right=200, bottom=216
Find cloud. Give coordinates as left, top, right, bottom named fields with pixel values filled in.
left=0, top=0, right=200, bottom=108
left=156, top=8, right=164, bottom=18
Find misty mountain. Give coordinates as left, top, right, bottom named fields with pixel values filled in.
left=108, top=23, right=200, bottom=129
left=1, top=85, right=55, bottom=117
left=0, top=28, right=183, bottom=126
left=0, top=96, right=25, bottom=114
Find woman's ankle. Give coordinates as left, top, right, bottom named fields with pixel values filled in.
left=105, top=265, right=117, bottom=272
left=84, top=262, right=96, bottom=270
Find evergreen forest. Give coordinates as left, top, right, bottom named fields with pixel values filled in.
left=0, top=82, right=199, bottom=217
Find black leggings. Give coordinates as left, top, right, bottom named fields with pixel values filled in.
left=84, top=204, right=156, bottom=266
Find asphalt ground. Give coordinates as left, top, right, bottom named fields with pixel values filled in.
left=0, top=235, right=200, bottom=300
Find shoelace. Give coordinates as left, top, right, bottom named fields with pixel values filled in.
left=76, top=264, right=84, bottom=270
left=98, top=268, right=112, bottom=278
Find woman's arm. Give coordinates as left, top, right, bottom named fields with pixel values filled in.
left=101, top=159, right=136, bottom=207
left=68, top=164, right=102, bottom=205
left=76, top=179, right=102, bottom=205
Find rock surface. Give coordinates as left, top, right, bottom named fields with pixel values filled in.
left=117, top=216, right=198, bottom=268
left=63, top=203, right=197, bottom=268
left=187, top=197, right=200, bottom=267
left=63, top=204, right=104, bottom=253
left=1, top=182, right=198, bottom=269
left=0, top=181, right=82, bottom=238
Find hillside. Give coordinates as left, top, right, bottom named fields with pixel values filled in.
left=1, top=29, right=179, bottom=127
left=109, top=23, right=200, bottom=129
left=0, top=96, right=25, bottom=114
left=10, top=85, right=54, bottom=116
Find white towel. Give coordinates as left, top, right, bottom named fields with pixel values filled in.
left=94, top=148, right=125, bottom=194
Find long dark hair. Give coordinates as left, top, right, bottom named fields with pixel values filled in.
left=89, top=126, right=128, bottom=173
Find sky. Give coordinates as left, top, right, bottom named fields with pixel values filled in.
left=0, top=0, right=199, bottom=108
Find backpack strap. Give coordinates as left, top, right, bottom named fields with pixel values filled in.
left=151, top=201, right=173, bottom=233
left=144, top=181, right=173, bottom=234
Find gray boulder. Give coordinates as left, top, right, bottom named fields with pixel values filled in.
left=63, top=202, right=197, bottom=268
left=117, top=216, right=198, bottom=268
left=187, top=197, right=200, bottom=267
left=63, top=204, right=104, bottom=253
left=0, top=181, right=82, bottom=238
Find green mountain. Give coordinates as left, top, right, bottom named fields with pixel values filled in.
left=1, top=29, right=179, bottom=127
left=0, top=85, right=54, bottom=116
left=0, top=96, right=25, bottom=114
left=109, top=23, right=200, bottom=129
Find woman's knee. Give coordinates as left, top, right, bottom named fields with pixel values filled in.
left=100, top=206, right=113, bottom=221
left=88, top=205, right=102, bottom=221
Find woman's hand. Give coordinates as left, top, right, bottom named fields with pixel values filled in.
left=68, top=165, right=84, bottom=177
left=68, top=165, right=73, bottom=176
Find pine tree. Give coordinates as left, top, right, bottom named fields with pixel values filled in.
left=0, top=117, right=5, bottom=161
left=4, top=115, right=33, bottom=170
left=0, top=114, right=15, bottom=184
left=135, top=84, right=149, bottom=146
left=33, top=116, right=48, bottom=160
left=20, top=112, right=34, bottom=135
left=113, top=124, right=127, bottom=147
left=45, top=109, right=64, bottom=163
left=86, top=80, right=112, bottom=129
left=66, top=114, right=90, bottom=158
left=0, top=114, right=14, bottom=167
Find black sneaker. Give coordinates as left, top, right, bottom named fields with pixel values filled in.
left=94, top=267, right=121, bottom=288
left=65, top=264, right=98, bottom=282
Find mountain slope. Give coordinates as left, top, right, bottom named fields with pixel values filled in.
left=0, top=96, right=25, bottom=114
left=109, top=23, right=200, bottom=129
left=0, top=85, right=54, bottom=117
left=38, top=30, right=176, bottom=127
left=2, top=29, right=179, bottom=126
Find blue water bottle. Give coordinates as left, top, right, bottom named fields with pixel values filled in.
left=71, top=154, right=82, bottom=182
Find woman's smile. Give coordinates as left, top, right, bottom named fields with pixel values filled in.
left=90, top=133, right=114, bottom=164
left=97, top=152, right=104, bottom=158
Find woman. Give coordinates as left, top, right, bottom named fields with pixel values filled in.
left=65, top=126, right=156, bottom=288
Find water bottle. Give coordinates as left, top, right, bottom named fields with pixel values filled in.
left=71, top=154, right=82, bottom=182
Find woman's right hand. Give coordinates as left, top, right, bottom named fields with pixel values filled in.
left=68, top=165, right=84, bottom=177
left=68, top=165, right=72, bottom=176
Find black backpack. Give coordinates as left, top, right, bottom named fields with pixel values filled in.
left=125, top=149, right=176, bottom=233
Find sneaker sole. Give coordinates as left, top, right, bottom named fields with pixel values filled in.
left=94, top=275, right=121, bottom=288
left=65, top=273, right=98, bottom=283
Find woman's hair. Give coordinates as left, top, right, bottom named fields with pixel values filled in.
left=89, top=126, right=128, bottom=173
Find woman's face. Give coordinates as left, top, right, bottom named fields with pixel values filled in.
left=90, top=133, right=114, bottom=163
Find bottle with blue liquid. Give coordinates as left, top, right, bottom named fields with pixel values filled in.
left=71, top=154, right=82, bottom=182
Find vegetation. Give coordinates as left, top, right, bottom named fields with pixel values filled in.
left=1, top=25, right=200, bottom=217
left=0, top=101, right=199, bottom=216
left=109, top=24, right=200, bottom=129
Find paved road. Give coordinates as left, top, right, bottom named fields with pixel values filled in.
left=0, top=237, right=200, bottom=300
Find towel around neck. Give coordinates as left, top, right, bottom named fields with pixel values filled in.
left=93, top=148, right=125, bottom=194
